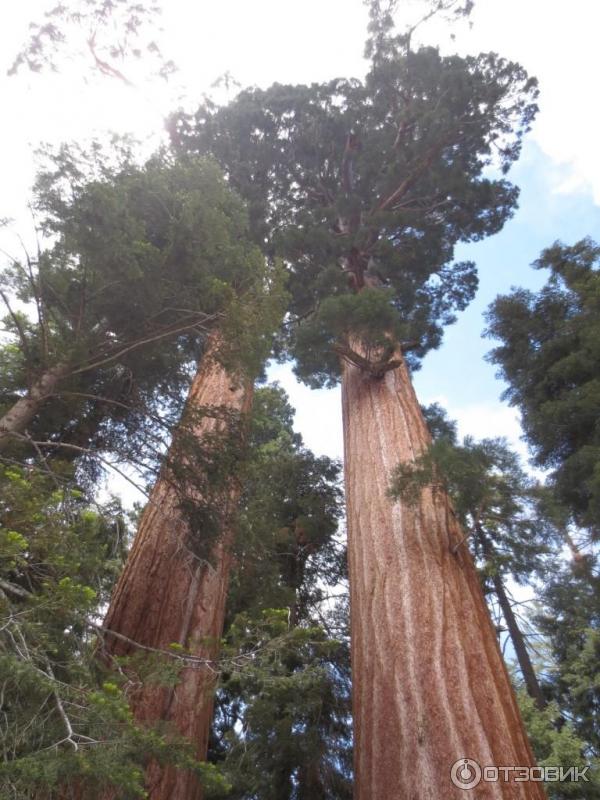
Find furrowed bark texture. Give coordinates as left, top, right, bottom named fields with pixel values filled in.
left=341, top=351, right=545, bottom=800
left=100, top=335, right=251, bottom=800
left=0, top=363, right=67, bottom=450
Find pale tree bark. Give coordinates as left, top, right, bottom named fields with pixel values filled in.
left=0, top=363, right=68, bottom=450
left=563, top=530, right=590, bottom=570
left=341, top=348, right=545, bottom=800
left=99, top=333, right=252, bottom=800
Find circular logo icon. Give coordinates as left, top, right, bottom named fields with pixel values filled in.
left=451, top=758, right=482, bottom=790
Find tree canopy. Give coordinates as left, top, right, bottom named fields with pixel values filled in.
left=486, top=238, right=600, bottom=532
left=169, top=2, right=537, bottom=386
left=0, top=145, right=284, bottom=477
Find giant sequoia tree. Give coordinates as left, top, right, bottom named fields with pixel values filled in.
left=169, top=2, right=543, bottom=795
left=390, top=407, right=600, bottom=797
left=73, top=165, right=282, bottom=800
left=1, top=148, right=283, bottom=799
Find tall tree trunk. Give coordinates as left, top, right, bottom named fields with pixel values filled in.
left=0, top=363, right=68, bottom=450
left=475, top=524, right=547, bottom=712
left=99, top=334, right=252, bottom=800
left=341, top=348, right=544, bottom=799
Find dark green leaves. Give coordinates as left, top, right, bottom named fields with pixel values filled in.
left=486, top=238, right=600, bottom=531
left=172, top=29, right=537, bottom=385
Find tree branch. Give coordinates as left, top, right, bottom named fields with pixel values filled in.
left=332, top=342, right=402, bottom=378
left=0, top=288, right=31, bottom=360
left=69, top=312, right=220, bottom=377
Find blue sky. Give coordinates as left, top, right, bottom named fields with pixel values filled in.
left=269, top=136, right=600, bottom=464
left=415, top=139, right=600, bottom=409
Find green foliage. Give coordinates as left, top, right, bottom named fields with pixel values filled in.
left=1, top=145, right=284, bottom=484
left=535, top=567, right=600, bottom=757
left=32, top=144, right=279, bottom=378
left=215, top=610, right=351, bottom=800
left=293, top=288, right=401, bottom=387
left=167, top=403, right=250, bottom=562
left=171, top=16, right=537, bottom=385
left=230, top=385, right=345, bottom=617
left=518, top=693, right=600, bottom=799
left=0, top=461, right=231, bottom=799
left=210, top=385, right=352, bottom=798
left=486, top=238, right=600, bottom=531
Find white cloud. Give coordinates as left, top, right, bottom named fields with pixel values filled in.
left=447, top=0, right=600, bottom=204
left=267, top=363, right=344, bottom=461
left=423, top=393, right=528, bottom=456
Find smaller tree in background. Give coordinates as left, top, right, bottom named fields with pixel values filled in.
left=535, top=564, right=600, bottom=759
left=486, top=239, right=600, bottom=794
left=486, top=238, right=600, bottom=535
left=210, top=386, right=352, bottom=800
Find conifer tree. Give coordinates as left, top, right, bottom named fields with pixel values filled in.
left=210, top=386, right=352, bottom=799
left=74, top=168, right=283, bottom=799
left=486, top=238, right=600, bottom=533
left=1, top=146, right=284, bottom=799
left=536, top=563, right=600, bottom=759
left=170, top=2, right=542, bottom=794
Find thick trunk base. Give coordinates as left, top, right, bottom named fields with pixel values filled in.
left=341, top=353, right=544, bottom=799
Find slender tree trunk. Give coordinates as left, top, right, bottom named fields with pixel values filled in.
left=341, top=348, right=544, bottom=799
left=0, top=363, right=68, bottom=450
left=475, top=525, right=547, bottom=712
left=99, top=334, right=252, bottom=800
left=492, top=572, right=547, bottom=713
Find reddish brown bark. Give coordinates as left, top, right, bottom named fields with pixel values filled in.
left=341, top=349, right=545, bottom=799
left=563, top=530, right=589, bottom=568
left=100, top=334, right=251, bottom=800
